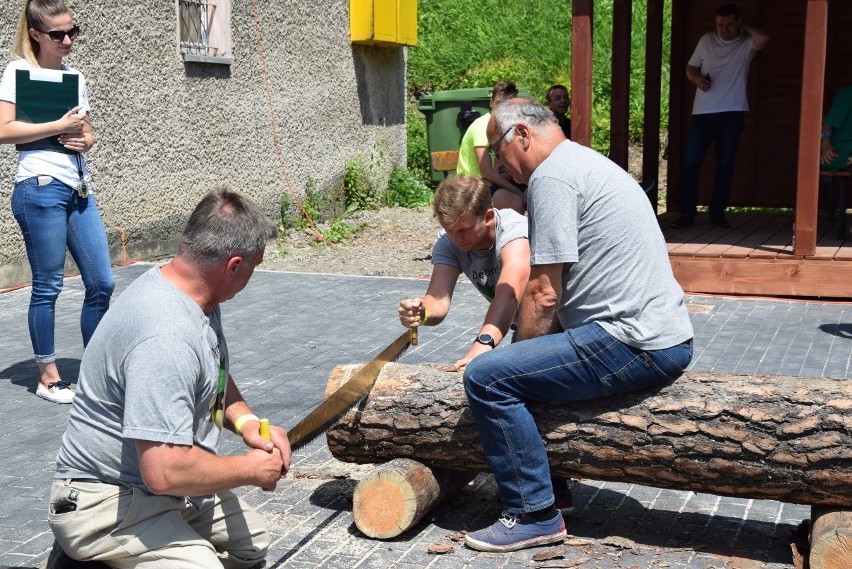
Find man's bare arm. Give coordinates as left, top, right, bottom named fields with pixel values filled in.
left=516, top=263, right=564, bottom=341
left=743, top=22, right=769, bottom=49
left=455, top=239, right=530, bottom=368
left=136, top=439, right=284, bottom=497
left=399, top=264, right=460, bottom=328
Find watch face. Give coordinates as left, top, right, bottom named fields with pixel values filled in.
left=477, top=333, right=495, bottom=347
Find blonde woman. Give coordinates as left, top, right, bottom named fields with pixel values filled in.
left=0, top=0, right=113, bottom=404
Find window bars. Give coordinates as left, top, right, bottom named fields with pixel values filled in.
left=179, top=0, right=209, bottom=56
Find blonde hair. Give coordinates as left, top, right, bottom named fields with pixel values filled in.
left=12, top=0, right=72, bottom=66
left=432, top=175, right=492, bottom=229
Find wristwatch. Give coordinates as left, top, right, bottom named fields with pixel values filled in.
left=475, top=333, right=496, bottom=348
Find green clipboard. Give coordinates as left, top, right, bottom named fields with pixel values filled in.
left=15, top=68, right=79, bottom=155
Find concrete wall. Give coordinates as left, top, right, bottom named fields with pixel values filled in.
left=0, top=0, right=407, bottom=288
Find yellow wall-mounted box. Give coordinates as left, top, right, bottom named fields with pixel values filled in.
left=350, top=0, right=417, bottom=47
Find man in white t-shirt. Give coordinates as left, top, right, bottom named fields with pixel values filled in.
left=673, top=3, right=769, bottom=229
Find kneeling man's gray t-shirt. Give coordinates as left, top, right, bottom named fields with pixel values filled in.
left=55, top=266, right=227, bottom=491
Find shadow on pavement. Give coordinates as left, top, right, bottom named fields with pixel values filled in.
left=1, top=357, right=81, bottom=394
left=819, top=322, right=852, bottom=339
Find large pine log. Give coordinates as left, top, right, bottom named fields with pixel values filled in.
left=326, top=363, right=852, bottom=506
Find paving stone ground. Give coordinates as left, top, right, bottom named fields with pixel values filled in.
left=1, top=263, right=850, bottom=568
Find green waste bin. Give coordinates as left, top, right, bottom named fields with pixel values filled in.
left=417, top=87, right=529, bottom=185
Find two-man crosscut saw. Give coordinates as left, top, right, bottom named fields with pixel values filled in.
left=287, top=328, right=417, bottom=451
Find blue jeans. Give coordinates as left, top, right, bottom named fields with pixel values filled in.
left=463, top=322, right=693, bottom=514
left=680, top=111, right=745, bottom=220
left=11, top=177, right=114, bottom=363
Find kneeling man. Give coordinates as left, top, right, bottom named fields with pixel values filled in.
left=49, top=187, right=291, bottom=568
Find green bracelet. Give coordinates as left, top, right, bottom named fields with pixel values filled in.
left=421, top=307, right=429, bottom=325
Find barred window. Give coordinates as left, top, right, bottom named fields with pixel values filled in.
left=177, top=0, right=232, bottom=64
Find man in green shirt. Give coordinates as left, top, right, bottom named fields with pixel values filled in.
left=457, top=80, right=526, bottom=213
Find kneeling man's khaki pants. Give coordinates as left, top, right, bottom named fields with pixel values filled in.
left=49, top=479, right=268, bottom=569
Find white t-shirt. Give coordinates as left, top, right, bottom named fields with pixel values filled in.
left=0, top=58, right=92, bottom=188
left=688, top=32, right=761, bottom=115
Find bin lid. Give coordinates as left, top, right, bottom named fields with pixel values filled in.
left=418, top=88, right=494, bottom=104
left=417, top=87, right=533, bottom=109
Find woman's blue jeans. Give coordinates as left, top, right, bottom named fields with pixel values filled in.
left=680, top=111, right=745, bottom=220
left=463, top=322, right=693, bottom=514
left=11, top=177, right=114, bottom=363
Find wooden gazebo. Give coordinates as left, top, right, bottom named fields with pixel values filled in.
left=570, top=0, right=852, bottom=298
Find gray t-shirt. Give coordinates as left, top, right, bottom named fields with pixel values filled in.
left=55, top=266, right=228, bottom=491
left=431, top=208, right=528, bottom=302
left=527, top=140, right=693, bottom=350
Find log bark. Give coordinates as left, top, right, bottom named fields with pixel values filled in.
left=326, top=363, right=852, bottom=506
left=352, top=458, right=476, bottom=539
left=810, top=507, right=852, bottom=569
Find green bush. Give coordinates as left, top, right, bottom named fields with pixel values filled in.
left=383, top=167, right=433, bottom=208
left=343, top=155, right=379, bottom=212
left=279, top=177, right=346, bottom=231
left=279, top=193, right=295, bottom=231
left=317, top=220, right=365, bottom=245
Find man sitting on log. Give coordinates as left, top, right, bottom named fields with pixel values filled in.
left=47, top=187, right=291, bottom=568
left=461, top=98, right=695, bottom=553
left=398, top=175, right=576, bottom=515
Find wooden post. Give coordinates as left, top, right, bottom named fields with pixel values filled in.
left=642, top=0, right=664, bottom=208
left=571, top=0, right=593, bottom=147
left=665, top=0, right=689, bottom=213
left=794, top=0, right=828, bottom=257
left=609, top=0, right=632, bottom=169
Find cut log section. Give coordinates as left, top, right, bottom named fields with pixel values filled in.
left=810, top=507, right=852, bottom=569
left=353, top=458, right=476, bottom=538
left=326, top=362, right=852, bottom=507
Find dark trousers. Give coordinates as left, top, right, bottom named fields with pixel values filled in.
left=680, top=111, right=745, bottom=221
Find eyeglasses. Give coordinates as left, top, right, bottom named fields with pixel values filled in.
left=35, top=25, right=80, bottom=42
left=487, top=125, right=516, bottom=160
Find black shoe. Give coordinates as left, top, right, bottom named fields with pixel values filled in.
left=711, top=217, right=731, bottom=228
left=671, top=216, right=693, bottom=229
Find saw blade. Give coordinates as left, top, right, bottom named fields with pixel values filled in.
left=287, top=328, right=415, bottom=450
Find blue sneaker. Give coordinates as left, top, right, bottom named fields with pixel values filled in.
left=465, top=511, right=566, bottom=553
